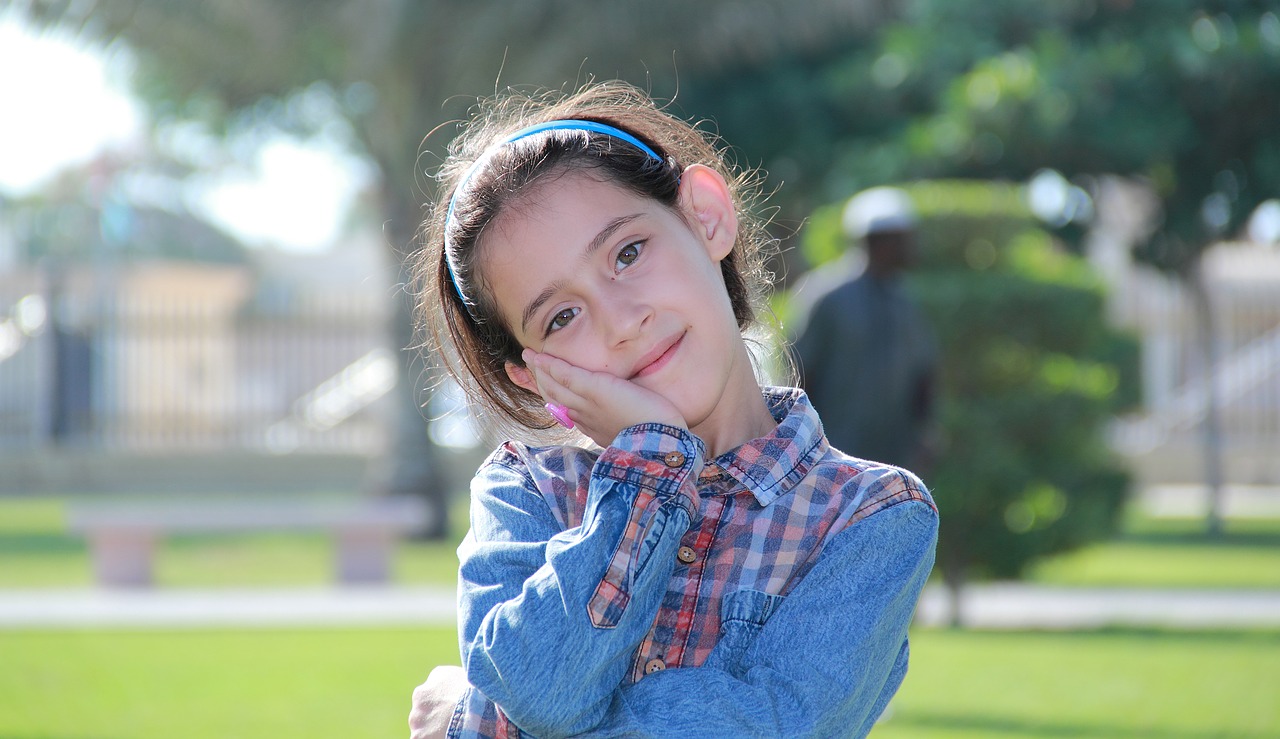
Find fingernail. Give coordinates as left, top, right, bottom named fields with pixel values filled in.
left=545, top=402, right=574, bottom=430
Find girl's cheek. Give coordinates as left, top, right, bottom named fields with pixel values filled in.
left=562, top=339, right=610, bottom=374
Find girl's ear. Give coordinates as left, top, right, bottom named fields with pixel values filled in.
left=678, top=164, right=737, bottom=262
left=504, top=361, right=540, bottom=396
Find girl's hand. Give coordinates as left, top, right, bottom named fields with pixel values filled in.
left=408, top=665, right=468, bottom=739
left=522, top=348, right=686, bottom=447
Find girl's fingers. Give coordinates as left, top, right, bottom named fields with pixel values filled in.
left=519, top=350, right=586, bottom=407
left=521, top=347, right=685, bottom=445
left=524, top=350, right=596, bottom=402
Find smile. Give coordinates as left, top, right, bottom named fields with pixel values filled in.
left=630, top=332, right=685, bottom=379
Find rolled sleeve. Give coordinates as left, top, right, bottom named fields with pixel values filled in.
left=453, top=425, right=704, bottom=737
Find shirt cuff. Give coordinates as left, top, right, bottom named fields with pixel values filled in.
left=595, top=422, right=705, bottom=513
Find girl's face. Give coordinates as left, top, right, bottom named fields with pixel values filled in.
left=477, top=167, right=760, bottom=438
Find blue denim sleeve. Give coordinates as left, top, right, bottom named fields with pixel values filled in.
left=585, top=499, right=939, bottom=739
left=455, top=425, right=704, bottom=738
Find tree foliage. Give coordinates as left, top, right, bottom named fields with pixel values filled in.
left=685, top=0, right=1277, bottom=541
left=28, top=0, right=894, bottom=229
left=683, top=0, right=1280, bottom=275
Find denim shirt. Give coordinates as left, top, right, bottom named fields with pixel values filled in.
left=448, top=387, right=938, bottom=738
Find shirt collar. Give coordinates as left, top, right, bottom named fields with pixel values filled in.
left=706, top=386, right=828, bottom=507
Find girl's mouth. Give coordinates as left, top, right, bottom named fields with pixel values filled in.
left=631, top=332, right=684, bottom=379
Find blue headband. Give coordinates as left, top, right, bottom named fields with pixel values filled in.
left=443, top=120, right=666, bottom=305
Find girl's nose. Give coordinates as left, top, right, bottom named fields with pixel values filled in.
left=599, top=291, right=652, bottom=346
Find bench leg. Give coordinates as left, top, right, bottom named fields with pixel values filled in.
left=87, top=529, right=157, bottom=588
left=335, top=527, right=395, bottom=584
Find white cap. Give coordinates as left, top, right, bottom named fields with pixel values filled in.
left=842, top=186, right=917, bottom=240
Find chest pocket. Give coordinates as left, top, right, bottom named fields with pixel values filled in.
left=706, top=588, right=786, bottom=676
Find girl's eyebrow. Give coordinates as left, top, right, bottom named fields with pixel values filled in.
left=519, top=213, right=644, bottom=334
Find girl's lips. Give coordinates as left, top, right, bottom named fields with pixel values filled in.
left=631, top=332, right=684, bottom=379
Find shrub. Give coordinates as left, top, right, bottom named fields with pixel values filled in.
left=793, top=180, right=1139, bottom=622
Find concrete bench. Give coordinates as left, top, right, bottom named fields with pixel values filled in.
left=66, top=496, right=429, bottom=588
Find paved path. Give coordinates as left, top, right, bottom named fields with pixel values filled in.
left=3, top=583, right=1278, bottom=630
left=0, top=586, right=457, bottom=628
left=914, top=584, right=1280, bottom=629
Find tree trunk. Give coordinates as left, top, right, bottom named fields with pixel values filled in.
left=363, top=192, right=452, bottom=540
left=940, top=550, right=966, bottom=628
left=1187, top=260, right=1226, bottom=538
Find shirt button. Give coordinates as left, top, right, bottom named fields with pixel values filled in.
left=663, top=451, right=686, bottom=468
left=645, top=658, right=666, bottom=674
left=677, top=546, right=697, bottom=565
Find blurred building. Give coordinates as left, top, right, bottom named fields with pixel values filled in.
left=0, top=223, right=397, bottom=492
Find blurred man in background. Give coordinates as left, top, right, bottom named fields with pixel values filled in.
left=790, top=186, right=939, bottom=474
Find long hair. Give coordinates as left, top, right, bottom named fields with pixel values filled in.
left=412, top=80, right=780, bottom=442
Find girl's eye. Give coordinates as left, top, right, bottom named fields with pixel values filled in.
left=546, top=307, right=579, bottom=335
left=615, top=242, right=643, bottom=270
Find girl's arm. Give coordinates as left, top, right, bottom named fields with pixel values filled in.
left=454, top=424, right=704, bottom=737
left=587, top=498, right=938, bottom=738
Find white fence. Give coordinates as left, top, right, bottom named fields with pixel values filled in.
left=0, top=264, right=394, bottom=455
left=1109, top=242, right=1280, bottom=484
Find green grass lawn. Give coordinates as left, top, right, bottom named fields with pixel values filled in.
left=3, top=495, right=1279, bottom=737
left=0, top=495, right=464, bottom=588
left=878, top=628, right=1280, bottom=738
left=3, top=495, right=1278, bottom=590
left=0, top=626, right=456, bottom=739
left=1027, top=512, right=1280, bottom=589
left=0, top=626, right=1275, bottom=738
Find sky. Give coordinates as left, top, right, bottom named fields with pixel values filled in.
left=0, top=10, right=364, bottom=253
left=0, top=11, right=140, bottom=195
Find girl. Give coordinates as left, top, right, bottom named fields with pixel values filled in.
left=408, top=81, right=937, bottom=739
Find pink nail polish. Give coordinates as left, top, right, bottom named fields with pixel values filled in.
left=545, top=402, right=574, bottom=429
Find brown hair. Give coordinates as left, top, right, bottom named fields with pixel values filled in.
left=412, top=80, right=777, bottom=440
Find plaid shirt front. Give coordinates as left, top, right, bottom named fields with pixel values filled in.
left=447, top=387, right=937, bottom=738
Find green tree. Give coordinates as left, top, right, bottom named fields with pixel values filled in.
left=884, top=2, right=1280, bottom=535
left=22, top=0, right=895, bottom=535
left=686, top=0, right=1280, bottom=535
left=796, top=181, right=1139, bottom=625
